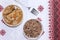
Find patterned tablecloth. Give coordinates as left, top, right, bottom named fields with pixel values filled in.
left=0, top=0, right=59, bottom=40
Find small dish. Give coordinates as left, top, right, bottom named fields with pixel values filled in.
left=23, top=19, right=44, bottom=40
left=2, top=5, right=23, bottom=27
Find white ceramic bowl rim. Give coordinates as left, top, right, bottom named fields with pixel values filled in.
left=23, top=19, right=44, bottom=40
left=2, top=4, right=24, bottom=27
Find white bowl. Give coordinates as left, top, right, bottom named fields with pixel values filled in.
left=23, top=19, right=44, bottom=40
left=2, top=4, right=24, bottom=27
